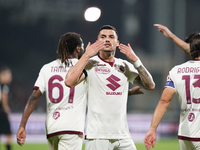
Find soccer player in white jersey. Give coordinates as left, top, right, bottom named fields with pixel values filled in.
left=65, top=25, right=155, bottom=150
left=17, top=32, right=89, bottom=150
left=144, top=34, right=200, bottom=150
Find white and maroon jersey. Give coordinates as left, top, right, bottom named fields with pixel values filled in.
left=165, top=60, right=200, bottom=140
left=34, top=59, right=87, bottom=138
left=85, top=55, right=139, bottom=139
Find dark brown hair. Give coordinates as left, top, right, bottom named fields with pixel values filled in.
left=57, top=32, right=82, bottom=66
left=98, top=25, right=118, bottom=38
left=190, top=33, right=200, bottom=59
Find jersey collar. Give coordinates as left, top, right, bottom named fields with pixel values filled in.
left=98, top=55, right=115, bottom=67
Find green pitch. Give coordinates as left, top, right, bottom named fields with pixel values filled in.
left=135, top=138, right=180, bottom=150
left=0, top=138, right=179, bottom=150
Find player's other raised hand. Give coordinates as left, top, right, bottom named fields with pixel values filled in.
left=154, top=24, right=174, bottom=39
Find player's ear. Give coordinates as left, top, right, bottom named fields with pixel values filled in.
left=76, top=46, right=81, bottom=53
left=116, top=40, right=120, bottom=46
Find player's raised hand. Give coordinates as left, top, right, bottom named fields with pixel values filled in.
left=118, top=43, right=138, bottom=62
left=85, top=40, right=104, bottom=58
left=17, top=127, right=26, bottom=146
left=154, top=24, right=174, bottom=39
left=144, top=129, right=157, bottom=150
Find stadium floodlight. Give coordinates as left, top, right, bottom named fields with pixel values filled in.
left=84, top=7, right=101, bottom=22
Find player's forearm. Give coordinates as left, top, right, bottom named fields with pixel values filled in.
left=133, top=59, right=155, bottom=90
left=65, top=53, right=89, bottom=87
left=20, top=108, right=34, bottom=128
left=20, top=90, right=41, bottom=128
left=150, top=99, right=170, bottom=131
left=150, top=88, right=175, bottom=130
left=170, top=34, right=190, bottom=56
left=136, top=66, right=155, bottom=90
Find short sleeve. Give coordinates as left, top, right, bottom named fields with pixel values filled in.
left=34, top=66, right=45, bottom=93
left=123, top=60, right=139, bottom=84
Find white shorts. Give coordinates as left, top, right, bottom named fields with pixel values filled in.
left=47, top=134, right=83, bottom=150
left=179, top=139, right=200, bottom=150
left=85, top=138, right=137, bottom=150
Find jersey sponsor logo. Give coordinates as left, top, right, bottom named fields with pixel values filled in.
left=106, top=74, right=121, bottom=91
left=48, top=106, right=73, bottom=112
left=106, top=92, right=122, bottom=95
left=188, top=113, right=195, bottom=122
left=53, top=111, right=60, bottom=120
left=181, top=109, right=191, bottom=112
left=177, top=67, right=200, bottom=74
left=97, top=64, right=106, bottom=66
left=95, top=66, right=110, bottom=74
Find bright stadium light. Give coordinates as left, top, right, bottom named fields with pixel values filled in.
left=84, top=7, right=101, bottom=22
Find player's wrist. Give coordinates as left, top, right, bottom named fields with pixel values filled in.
left=169, top=33, right=175, bottom=39
left=19, top=125, right=25, bottom=129
left=133, top=58, right=143, bottom=68
left=84, top=53, right=91, bottom=58
left=149, top=126, right=157, bottom=132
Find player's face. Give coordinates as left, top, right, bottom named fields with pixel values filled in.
left=0, top=70, right=12, bottom=84
left=97, top=29, right=119, bottom=52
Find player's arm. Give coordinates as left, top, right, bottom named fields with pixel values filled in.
left=17, top=89, right=42, bottom=146
left=118, top=43, right=155, bottom=90
left=144, top=87, right=175, bottom=150
left=1, top=91, right=11, bottom=113
left=133, top=66, right=155, bottom=91
left=65, top=57, right=87, bottom=88
left=154, top=24, right=190, bottom=56
left=65, top=41, right=104, bottom=88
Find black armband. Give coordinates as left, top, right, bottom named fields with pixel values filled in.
left=83, top=69, right=88, bottom=78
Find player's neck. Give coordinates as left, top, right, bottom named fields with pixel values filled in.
left=195, top=56, right=200, bottom=60
left=99, top=51, right=115, bottom=62
left=67, top=54, right=78, bottom=59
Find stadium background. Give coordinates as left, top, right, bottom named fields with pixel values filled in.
left=0, top=0, right=200, bottom=144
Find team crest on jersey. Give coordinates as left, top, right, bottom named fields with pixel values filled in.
left=95, top=66, right=110, bottom=74
left=188, top=113, right=195, bottom=122
left=114, top=64, right=126, bottom=73
left=53, top=111, right=60, bottom=120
